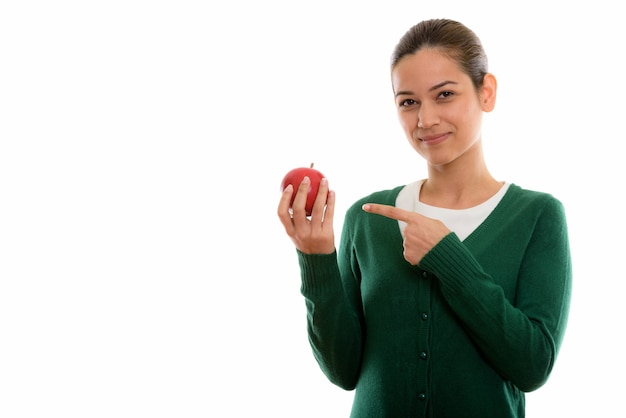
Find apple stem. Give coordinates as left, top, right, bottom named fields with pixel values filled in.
left=310, top=162, right=314, bottom=168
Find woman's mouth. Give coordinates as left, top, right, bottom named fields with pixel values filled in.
left=419, top=132, right=449, bottom=145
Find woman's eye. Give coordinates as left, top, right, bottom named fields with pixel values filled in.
left=400, top=99, right=416, bottom=107
left=438, top=91, right=454, bottom=99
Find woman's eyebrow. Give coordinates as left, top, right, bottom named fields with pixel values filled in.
left=430, top=80, right=457, bottom=91
left=394, top=80, right=459, bottom=98
left=394, top=90, right=413, bottom=98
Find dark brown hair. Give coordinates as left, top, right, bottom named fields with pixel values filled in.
left=391, top=19, right=488, bottom=89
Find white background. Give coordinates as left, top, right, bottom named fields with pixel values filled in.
left=1, top=1, right=623, bottom=417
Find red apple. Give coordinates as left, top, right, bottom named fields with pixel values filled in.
left=280, top=163, right=326, bottom=216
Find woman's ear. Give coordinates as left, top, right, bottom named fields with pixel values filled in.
left=480, top=73, right=497, bottom=112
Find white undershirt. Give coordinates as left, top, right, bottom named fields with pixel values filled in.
left=395, top=179, right=510, bottom=241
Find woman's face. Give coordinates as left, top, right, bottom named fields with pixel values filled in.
left=391, top=48, right=495, bottom=169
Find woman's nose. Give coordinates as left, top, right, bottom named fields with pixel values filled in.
left=417, top=104, right=438, bottom=129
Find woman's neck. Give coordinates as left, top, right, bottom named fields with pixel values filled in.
left=421, top=153, right=501, bottom=209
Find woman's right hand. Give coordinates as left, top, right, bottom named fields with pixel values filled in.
left=277, top=176, right=336, bottom=254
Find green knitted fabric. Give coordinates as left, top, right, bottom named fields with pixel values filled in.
left=298, top=184, right=572, bottom=418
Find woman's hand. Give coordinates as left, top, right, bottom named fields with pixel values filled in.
left=277, top=176, right=336, bottom=254
left=362, top=203, right=450, bottom=265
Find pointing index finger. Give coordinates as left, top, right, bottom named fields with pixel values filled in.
left=362, top=203, right=411, bottom=222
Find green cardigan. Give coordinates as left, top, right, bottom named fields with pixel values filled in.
left=298, top=184, right=572, bottom=418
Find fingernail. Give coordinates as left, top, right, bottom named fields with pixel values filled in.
left=362, top=204, right=370, bottom=211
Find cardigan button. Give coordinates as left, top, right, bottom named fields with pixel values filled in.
left=419, top=351, right=428, bottom=359
left=421, top=312, right=429, bottom=320
left=418, top=393, right=426, bottom=401
left=422, top=271, right=428, bottom=279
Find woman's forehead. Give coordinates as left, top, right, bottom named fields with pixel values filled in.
left=392, top=50, right=466, bottom=89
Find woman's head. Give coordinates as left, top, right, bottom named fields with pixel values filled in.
left=391, top=19, right=488, bottom=90
left=390, top=19, right=497, bottom=170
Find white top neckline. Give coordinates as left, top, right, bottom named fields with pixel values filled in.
left=395, top=180, right=510, bottom=241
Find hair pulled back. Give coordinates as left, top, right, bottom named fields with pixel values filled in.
left=391, top=19, right=488, bottom=89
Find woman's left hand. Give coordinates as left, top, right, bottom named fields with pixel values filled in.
left=362, top=203, right=450, bottom=265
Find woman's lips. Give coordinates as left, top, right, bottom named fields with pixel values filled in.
left=419, top=132, right=449, bottom=145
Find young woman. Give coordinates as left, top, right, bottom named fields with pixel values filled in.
left=277, top=18, right=571, bottom=418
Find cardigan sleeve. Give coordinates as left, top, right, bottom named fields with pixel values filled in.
left=298, top=248, right=364, bottom=390
left=418, top=196, right=572, bottom=392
